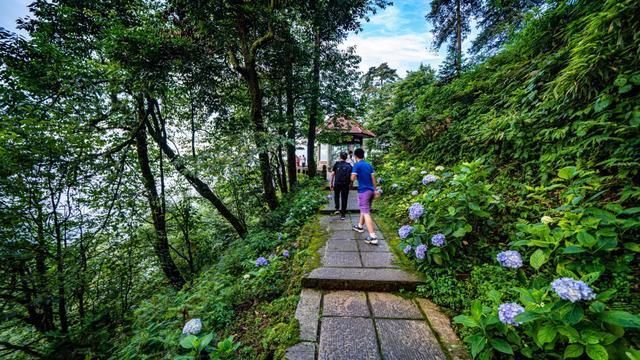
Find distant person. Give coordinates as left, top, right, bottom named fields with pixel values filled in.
left=296, top=155, right=301, bottom=168
left=301, top=155, right=306, bottom=168
left=346, top=150, right=355, bottom=166
left=330, top=152, right=352, bottom=220
left=351, top=148, right=378, bottom=245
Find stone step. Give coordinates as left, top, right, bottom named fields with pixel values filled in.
left=302, top=267, right=422, bottom=292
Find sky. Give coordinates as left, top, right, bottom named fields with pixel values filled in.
left=0, top=0, right=474, bottom=77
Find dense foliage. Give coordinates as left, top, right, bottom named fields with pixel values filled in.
left=369, top=0, right=640, bottom=359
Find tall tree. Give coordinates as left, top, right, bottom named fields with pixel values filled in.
left=427, top=0, right=480, bottom=77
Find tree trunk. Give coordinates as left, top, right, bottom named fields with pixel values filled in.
left=307, top=14, right=321, bottom=178
left=134, top=107, right=186, bottom=290
left=455, top=0, right=462, bottom=74
left=145, top=98, right=248, bottom=237
left=48, top=183, right=68, bottom=334
left=285, top=48, right=298, bottom=189
left=245, top=65, right=279, bottom=209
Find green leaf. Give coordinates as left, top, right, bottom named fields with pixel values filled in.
left=180, top=335, right=197, bottom=349
left=198, top=333, right=214, bottom=351
left=600, top=311, right=640, bottom=328
left=577, top=231, right=597, bottom=248
left=624, top=243, right=640, bottom=252
left=594, top=96, right=611, bottom=113
left=453, top=315, right=479, bottom=328
left=563, top=245, right=586, bottom=254
left=586, top=344, right=608, bottom=360
left=537, top=324, right=557, bottom=344
left=589, top=301, right=606, bottom=313
left=596, top=289, right=616, bottom=301
left=564, top=304, right=584, bottom=325
left=467, top=334, right=487, bottom=358
left=614, top=77, right=627, bottom=87
left=558, top=325, right=580, bottom=342
left=490, top=338, right=513, bottom=354
left=564, top=344, right=584, bottom=358
left=558, top=166, right=577, bottom=180
left=619, top=84, right=633, bottom=94
left=530, top=249, right=548, bottom=270
left=514, top=311, right=539, bottom=324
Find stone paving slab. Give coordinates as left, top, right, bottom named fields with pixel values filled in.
left=303, top=268, right=421, bottom=291
left=321, top=191, right=360, bottom=214
left=324, top=240, right=358, bottom=252
left=416, top=299, right=470, bottom=360
left=358, top=240, right=390, bottom=252
left=295, top=289, right=322, bottom=342
left=376, top=319, right=446, bottom=360
left=286, top=342, right=316, bottom=360
left=318, top=317, right=380, bottom=360
left=322, top=290, right=370, bottom=317
left=369, top=292, right=423, bottom=319
left=360, top=252, right=397, bottom=268
left=322, top=251, right=362, bottom=267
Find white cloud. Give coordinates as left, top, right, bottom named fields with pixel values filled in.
left=342, top=32, right=443, bottom=77
left=367, top=6, right=409, bottom=32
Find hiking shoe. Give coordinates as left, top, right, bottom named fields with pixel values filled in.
left=352, top=225, right=364, bottom=233
left=340, top=215, right=346, bottom=221
left=333, top=210, right=340, bottom=215
left=365, top=236, right=379, bottom=245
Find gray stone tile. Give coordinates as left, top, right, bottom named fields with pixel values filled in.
left=302, top=268, right=421, bottom=292
left=285, top=342, right=316, bottom=360
left=368, top=292, right=423, bottom=319
left=358, top=240, right=390, bottom=252
left=322, top=290, right=370, bottom=317
left=354, top=230, right=385, bottom=240
left=361, top=252, right=398, bottom=268
left=325, top=240, right=357, bottom=252
left=323, top=251, right=362, bottom=267
left=319, top=317, right=380, bottom=360
left=295, top=289, right=322, bottom=342
left=376, top=319, right=446, bottom=360
left=327, top=221, right=355, bottom=231
left=416, top=299, right=469, bottom=359
left=330, top=230, right=357, bottom=240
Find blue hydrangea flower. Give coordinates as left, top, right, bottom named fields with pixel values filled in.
left=415, top=244, right=427, bottom=260
left=496, top=250, right=523, bottom=269
left=431, top=233, right=445, bottom=247
left=411, top=190, right=419, bottom=196
left=408, top=203, right=424, bottom=220
left=377, top=177, right=383, bottom=184
left=255, top=257, right=269, bottom=267
left=403, top=245, right=412, bottom=255
left=398, top=225, right=414, bottom=239
left=498, top=303, right=525, bottom=326
left=551, top=278, right=596, bottom=302
left=282, top=250, right=290, bottom=258
left=422, top=174, right=438, bottom=185
left=182, top=318, right=202, bottom=335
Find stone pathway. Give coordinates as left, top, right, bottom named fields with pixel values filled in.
left=287, top=211, right=469, bottom=360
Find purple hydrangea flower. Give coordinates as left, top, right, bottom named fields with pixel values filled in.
left=398, top=225, right=414, bottom=239
left=403, top=245, right=412, bottom=255
left=282, top=250, right=290, bottom=258
left=255, top=257, right=269, bottom=267
left=431, top=233, right=445, bottom=247
left=408, top=203, right=424, bottom=220
left=422, top=174, right=438, bottom=185
left=498, top=303, right=525, bottom=326
left=415, top=244, right=427, bottom=260
left=551, top=278, right=596, bottom=302
left=496, top=250, right=523, bottom=269
left=411, top=190, right=419, bottom=196
left=182, top=318, right=202, bottom=335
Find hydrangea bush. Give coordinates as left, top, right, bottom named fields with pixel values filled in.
left=375, top=157, right=640, bottom=359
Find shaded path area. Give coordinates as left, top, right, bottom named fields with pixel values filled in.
left=286, top=208, right=469, bottom=359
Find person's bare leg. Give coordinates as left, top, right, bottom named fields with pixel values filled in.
left=359, top=212, right=365, bottom=227
left=363, top=214, right=375, bottom=236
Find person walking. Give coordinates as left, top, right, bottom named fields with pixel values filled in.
left=350, top=148, right=379, bottom=245
left=330, top=152, right=352, bottom=220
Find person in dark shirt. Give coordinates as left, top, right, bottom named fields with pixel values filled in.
left=330, top=152, right=352, bottom=220
left=350, top=148, right=378, bottom=245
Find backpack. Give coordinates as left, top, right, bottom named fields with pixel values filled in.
left=334, top=161, right=352, bottom=185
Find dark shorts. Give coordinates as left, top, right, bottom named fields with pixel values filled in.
left=357, top=190, right=374, bottom=214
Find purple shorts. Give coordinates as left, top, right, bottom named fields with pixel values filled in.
left=357, top=190, right=375, bottom=214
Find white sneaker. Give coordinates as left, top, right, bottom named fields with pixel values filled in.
left=365, top=236, right=378, bottom=245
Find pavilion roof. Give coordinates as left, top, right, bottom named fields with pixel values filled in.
left=319, top=115, right=376, bottom=138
